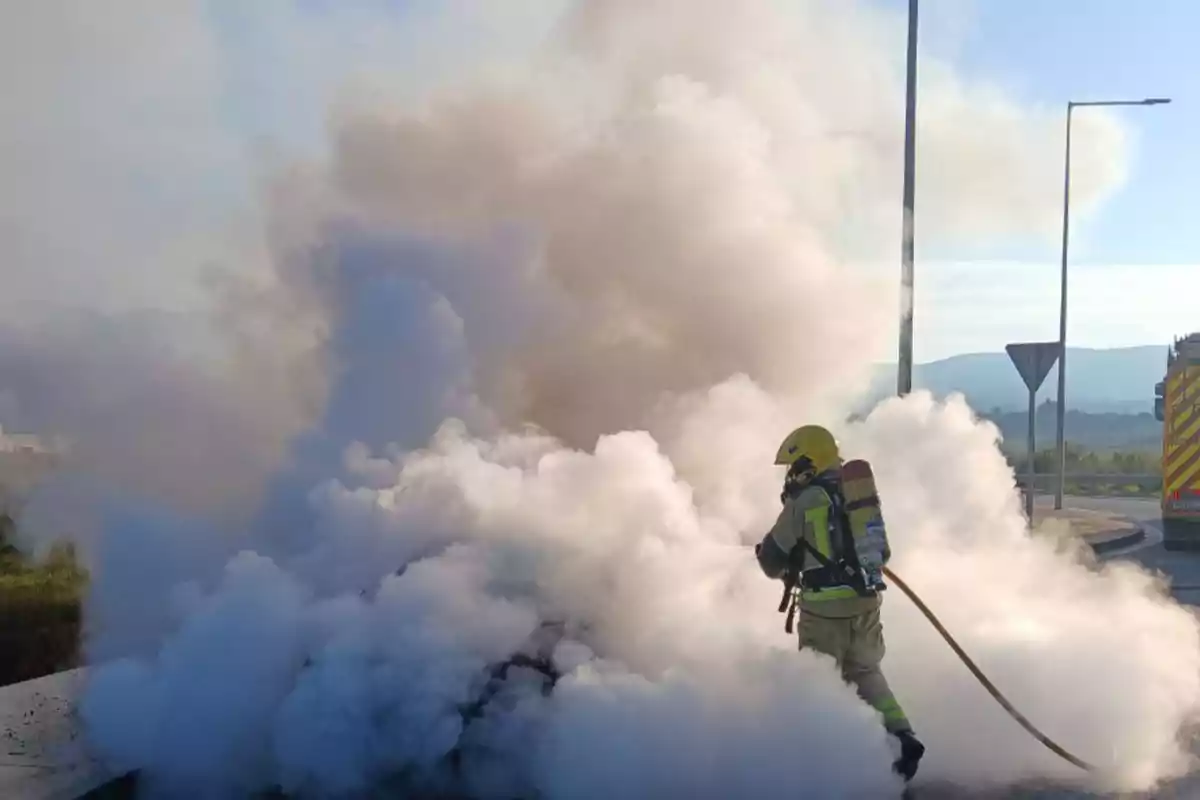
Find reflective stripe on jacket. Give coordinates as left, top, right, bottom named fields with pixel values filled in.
left=756, top=475, right=880, bottom=618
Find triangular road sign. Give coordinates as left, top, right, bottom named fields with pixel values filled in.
left=1005, top=341, right=1061, bottom=393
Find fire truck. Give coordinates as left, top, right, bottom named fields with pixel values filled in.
left=1155, top=333, right=1200, bottom=549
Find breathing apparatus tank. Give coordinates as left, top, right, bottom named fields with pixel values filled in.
left=839, top=459, right=891, bottom=592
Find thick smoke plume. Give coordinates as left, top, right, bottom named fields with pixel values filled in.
left=3, top=0, right=1196, bottom=797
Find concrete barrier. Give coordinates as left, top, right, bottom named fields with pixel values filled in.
left=1089, top=527, right=1148, bottom=556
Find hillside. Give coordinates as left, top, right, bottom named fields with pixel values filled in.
left=865, top=345, right=1167, bottom=414
left=982, top=402, right=1161, bottom=454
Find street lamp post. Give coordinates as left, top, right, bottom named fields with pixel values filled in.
left=898, top=0, right=918, bottom=397
left=1054, top=97, right=1170, bottom=510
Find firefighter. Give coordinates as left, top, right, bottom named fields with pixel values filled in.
left=755, top=424, right=925, bottom=782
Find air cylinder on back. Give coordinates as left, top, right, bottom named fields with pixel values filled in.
left=840, top=458, right=890, bottom=591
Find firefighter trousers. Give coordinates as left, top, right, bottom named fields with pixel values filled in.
left=797, top=606, right=912, bottom=734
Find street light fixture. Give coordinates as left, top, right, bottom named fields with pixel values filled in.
left=1053, top=96, right=1171, bottom=510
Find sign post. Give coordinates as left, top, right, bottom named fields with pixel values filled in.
left=1006, top=342, right=1062, bottom=524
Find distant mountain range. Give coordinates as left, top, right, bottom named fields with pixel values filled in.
left=863, top=345, right=1168, bottom=415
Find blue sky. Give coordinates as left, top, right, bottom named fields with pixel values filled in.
left=939, top=0, right=1198, bottom=267
left=869, top=0, right=1200, bottom=360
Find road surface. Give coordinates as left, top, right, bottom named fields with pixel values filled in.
left=0, top=668, right=114, bottom=800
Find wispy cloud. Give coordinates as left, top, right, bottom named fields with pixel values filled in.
left=915, top=260, right=1194, bottom=361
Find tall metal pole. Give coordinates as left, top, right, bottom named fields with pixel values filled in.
left=1054, top=97, right=1169, bottom=510
left=1054, top=104, right=1073, bottom=511
left=897, top=0, right=918, bottom=396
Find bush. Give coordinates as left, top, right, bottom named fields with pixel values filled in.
left=1004, top=445, right=1162, bottom=497
left=0, top=508, right=86, bottom=686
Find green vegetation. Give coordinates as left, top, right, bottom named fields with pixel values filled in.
left=0, top=509, right=86, bottom=686
left=977, top=403, right=1164, bottom=497
left=982, top=402, right=1162, bottom=453
left=1007, top=443, right=1160, bottom=475
left=1003, top=444, right=1161, bottom=497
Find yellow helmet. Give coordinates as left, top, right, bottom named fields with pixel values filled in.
left=774, top=424, right=840, bottom=473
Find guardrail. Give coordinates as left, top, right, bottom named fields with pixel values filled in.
left=1014, top=473, right=1161, bottom=493
left=1016, top=473, right=1159, bottom=482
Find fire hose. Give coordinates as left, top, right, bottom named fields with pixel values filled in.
left=451, top=575, right=1098, bottom=777
left=882, top=566, right=1094, bottom=773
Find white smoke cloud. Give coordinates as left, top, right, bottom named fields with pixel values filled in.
left=848, top=394, right=1200, bottom=789
left=4, top=0, right=1196, bottom=797
left=0, top=1, right=240, bottom=320
left=81, top=392, right=1200, bottom=796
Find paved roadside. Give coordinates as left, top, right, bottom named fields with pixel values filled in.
left=0, top=669, right=113, bottom=800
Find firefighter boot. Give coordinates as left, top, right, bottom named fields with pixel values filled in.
left=893, top=730, right=925, bottom=782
